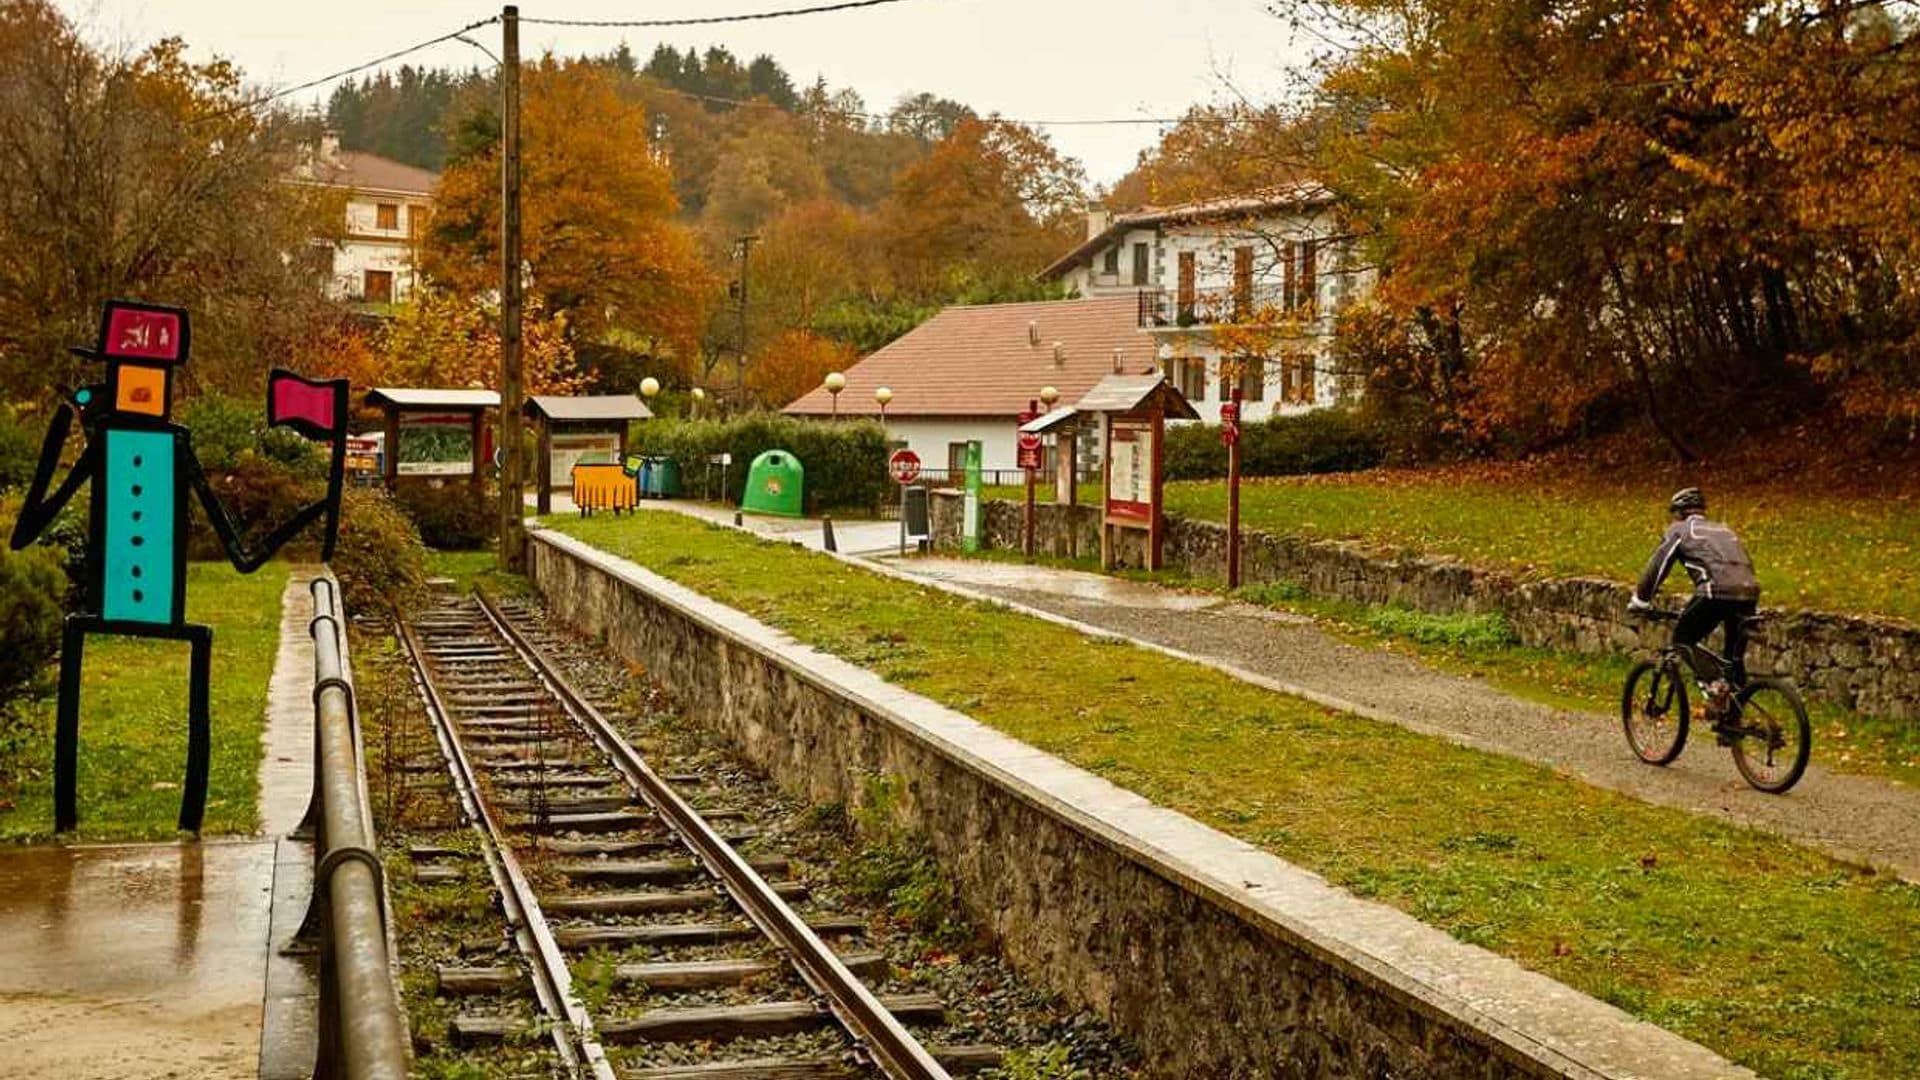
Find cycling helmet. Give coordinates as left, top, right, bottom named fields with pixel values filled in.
left=1668, top=486, right=1707, bottom=514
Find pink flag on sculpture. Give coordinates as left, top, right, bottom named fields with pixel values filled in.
left=268, top=368, right=347, bottom=441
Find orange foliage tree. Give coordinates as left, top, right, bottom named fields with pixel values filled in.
left=1278, top=0, right=1920, bottom=452
left=744, top=329, right=857, bottom=410
left=424, top=59, right=714, bottom=360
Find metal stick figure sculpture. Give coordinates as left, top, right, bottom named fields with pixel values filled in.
left=9, top=301, right=349, bottom=833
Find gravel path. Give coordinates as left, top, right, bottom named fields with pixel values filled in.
left=888, top=558, right=1920, bottom=884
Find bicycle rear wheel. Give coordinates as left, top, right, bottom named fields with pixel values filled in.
left=1622, top=659, right=1689, bottom=765
left=1730, top=678, right=1812, bottom=794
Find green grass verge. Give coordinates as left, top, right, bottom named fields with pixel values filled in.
left=989, top=471, right=1920, bottom=623
left=553, top=512, right=1920, bottom=1079
left=424, top=549, right=533, bottom=599
left=0, top=562, right=291, bottom=841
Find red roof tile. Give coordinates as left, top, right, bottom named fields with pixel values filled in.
left=784, top=296, right=1159, bottom=418
left=315, top=150, right=438, bottom=196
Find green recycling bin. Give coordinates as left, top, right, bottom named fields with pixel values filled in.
left=741, top=449, right=804, bottom=518
left=642, top=456, right=681, bottom=499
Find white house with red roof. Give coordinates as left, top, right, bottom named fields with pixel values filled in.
left=293, top=133, right=436, bottom=306
left=784, top=296, right=1157, bottom=475
left=1041, top=186, right=1374, bottom=423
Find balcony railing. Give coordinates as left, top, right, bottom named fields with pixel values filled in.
left=1137, top=284, right=1303, bottom=329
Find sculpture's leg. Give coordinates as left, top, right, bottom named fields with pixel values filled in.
left=54, top=617, right=87, bottom=833
left=179, top=624, right=213, bottom=834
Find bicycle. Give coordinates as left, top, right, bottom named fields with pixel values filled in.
left=1621, top=608, right=1812, bottom=794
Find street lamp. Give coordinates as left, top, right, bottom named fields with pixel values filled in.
left=1039, top=385, right=1059, bottom=408
left=874, top=385, right=893, bottom=421
left=690, top=386, right=705, bottom=418
left=640, top=376, right=661, bottom=401
left=824, top=371, right=846, bottom=419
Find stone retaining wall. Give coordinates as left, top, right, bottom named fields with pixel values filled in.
left=526, top=526, right=1747, bottom=1080
left=928, top=492, right=1920, bottom=719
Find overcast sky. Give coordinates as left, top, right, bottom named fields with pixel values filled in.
left=60, top=0, right=1317, bottom=185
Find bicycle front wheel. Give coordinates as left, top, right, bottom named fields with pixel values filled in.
left=1730, top=678, right=1812, bottom=794
left=1623, top=659, right=1689, bottom=765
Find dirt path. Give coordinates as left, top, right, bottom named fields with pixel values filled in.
left=886, top=557, right=1920, bottom=883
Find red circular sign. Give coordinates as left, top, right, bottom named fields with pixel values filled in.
left=888, top=448, right=922, bottom=485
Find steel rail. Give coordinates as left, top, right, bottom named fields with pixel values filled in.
left=395, top=617, right=617, bottom=1080
left=310, top=578, right=411, bottom=1080
left=474, top=590, right=954, bottom=1080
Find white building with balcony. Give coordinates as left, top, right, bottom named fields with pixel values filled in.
left=293, top=134, right=436, bottom=306
left=1041, top=188, right=1373, bottom=424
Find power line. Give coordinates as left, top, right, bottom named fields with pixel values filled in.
left=521, top=0, right=921, bottom=28
left=194, top=15, right=501, bottom=123
left=648, top=84, right=1268, bottom=129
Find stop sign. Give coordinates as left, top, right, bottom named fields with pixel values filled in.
left=888, top=448, right=922, bottom=485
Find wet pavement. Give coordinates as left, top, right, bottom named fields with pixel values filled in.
left=0, top=572, right=322, bottom=1079
left=0, top=840, right=273, bottom=1078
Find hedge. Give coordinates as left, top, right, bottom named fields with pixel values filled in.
left=1163, top=407, right=1385, bottom=481
left=628, top=413, right=890, bottom=513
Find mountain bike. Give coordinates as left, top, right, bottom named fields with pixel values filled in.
left=1621, top=608, right=1811, bottom=794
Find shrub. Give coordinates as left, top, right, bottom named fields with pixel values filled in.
left=393, top=483, right=498, bottom=550
left=1163, top=407, right=1385, bottom=482
left=181, top=392, right=327, bottom=480
left=0, top=525, right=66, bottom=704
left=189, top=457, right=327, bottom=561
left=0, top=406, right=38, bottom=494
left=628, top=412, right=889, bottom=513
left=331, top=487, right=429, bottom=613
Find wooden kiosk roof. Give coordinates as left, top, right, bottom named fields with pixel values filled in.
left=364, top=387, right=500, bottom=411
left=523, top=394, right=652, bottom=423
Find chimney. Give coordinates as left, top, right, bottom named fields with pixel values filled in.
left=1085, top=205, right=1112, bottom=240
left=1028, top=319, right=1040, bottom=347
left=319, top=128, right=342, bottom=163
left=1111, top=347, right=1125, bottom=374
left=1052, top=342, right=1065, bottom=369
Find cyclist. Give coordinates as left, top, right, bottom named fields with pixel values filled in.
left=1628, top=487, right=1761, bottom=729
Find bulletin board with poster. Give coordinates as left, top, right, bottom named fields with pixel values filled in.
left=1073, top=374, right=1199, bottom=573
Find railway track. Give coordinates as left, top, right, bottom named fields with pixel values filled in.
left=396, top=590, right=1001, bottom=1080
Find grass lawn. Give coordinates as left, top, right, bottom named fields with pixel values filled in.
left=0, top=563, right=290, bottom=841
left=553, top=511, right=1919, bottom=1080
left=991, top=465, right=1920, bottom=622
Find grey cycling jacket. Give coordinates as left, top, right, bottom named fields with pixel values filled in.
left=1635, top=515, right=1761, bottom=603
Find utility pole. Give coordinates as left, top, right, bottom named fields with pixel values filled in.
left=498, top=4, right=525, bottom=570
left=733, top=234, right=757, bottom=405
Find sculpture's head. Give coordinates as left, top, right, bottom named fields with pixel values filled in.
left=70, top=301, right=189, bottom=422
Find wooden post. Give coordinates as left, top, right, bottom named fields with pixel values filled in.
left=1149, top=408, right=1165, bottom=572
left=469, top=410, right=486, bottom=484
left=535, top=417, right=552, bottom=515
left=1226, top=387, right=1242, bottom=589
left=1099, top=412, right=1113, bottom=570
left=382, top=407, right=399, bottom=489
left=498, top=3, right=526, bottom=569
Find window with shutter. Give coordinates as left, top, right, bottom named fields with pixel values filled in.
left=1282, top=241, right=1298, bottom=312
left=375, top=203, right=399, bottom=230
left=1241, top=357, right=1266, bottom=403
left=1300, top=239, right=1319, bottom=317
left=1103, top=246, right=1120, bottom=275
left=1131, top=243, right=1150, bottom=286
left=1177, top=252, right=1196, bottom=321
left=1233, top=246, right=1253, bottom=318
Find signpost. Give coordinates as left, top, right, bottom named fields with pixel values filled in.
left=961, top=441, right=983, bottom=553
left=889, top=448, right=924, bottom=556
left=1018, top=399, right=1041, bottom=560
left=888, top=448, right=922, bottom=485
left=1222, top=388, right=1243, bottom=588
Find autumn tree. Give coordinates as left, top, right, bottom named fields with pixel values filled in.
left=0, top=0, right=345, bottom=402
left=744, top=329, right=857, bottom=408
left=425, top=58, right=715, bottom=361
left=882, top=118, right=1088, bottom=297
left=1284, top=0, right=1920, bottom=452
left=376, top=289, right=584, bottom=398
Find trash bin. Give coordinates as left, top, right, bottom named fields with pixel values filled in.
left=741, top=449, right=804, bottom=517
left=652, top=456, right=681, bottom=498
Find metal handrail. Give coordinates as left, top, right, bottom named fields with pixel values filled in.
left=307, top=577, right=411, bottom=1080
